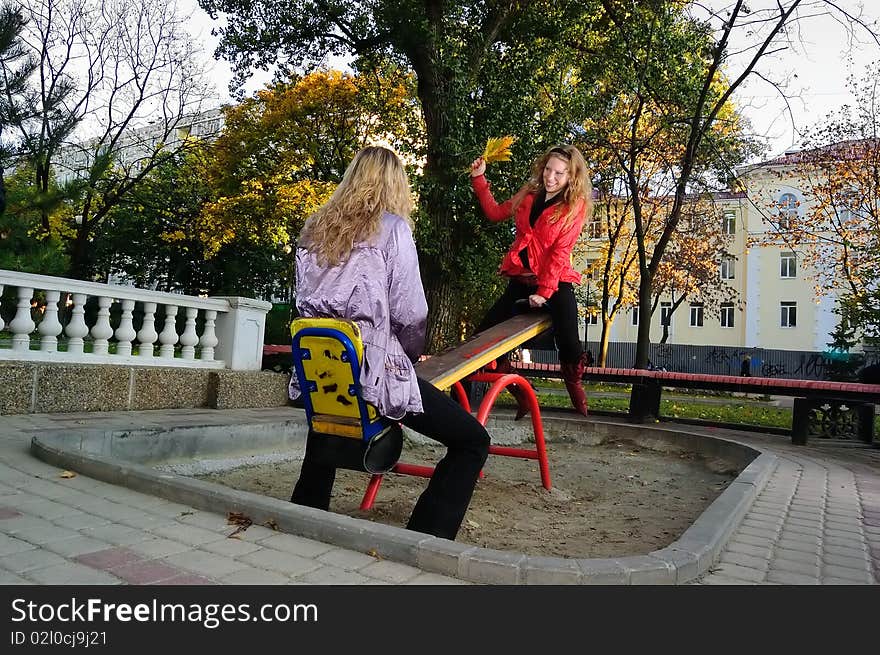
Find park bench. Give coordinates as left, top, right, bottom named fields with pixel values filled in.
left=289, top=312, right=555, bottom=509
left=514, top=362, right=880, bottom=445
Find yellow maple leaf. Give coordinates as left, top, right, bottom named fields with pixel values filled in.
left=481, top=135, right=516, bottom=164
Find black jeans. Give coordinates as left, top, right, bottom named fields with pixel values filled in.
left=291, top=376, right=490, bottom=541
left=477, top=278, right=583, bottom=364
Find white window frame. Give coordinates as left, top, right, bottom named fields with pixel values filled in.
left=631, top=307, right=639, bottom=326
left=780, top=251, right=797, bottom=278
left=689, top=303, right=704, bottom=327
left=722, top=210, right=736, bottom=235
left=781, top=301, right=797, bottom=328
left=584, top=259, right=597, bottom=280
left=720, top=303, right=735, bottom=328
left=778, top=193, right=798, bottom=231
left=720, top=255, right=736, bottom=280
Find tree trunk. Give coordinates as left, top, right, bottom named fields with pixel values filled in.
left=634, top=272, right=653, bottom=368
left=598, top=319, right=612, bottom=367
left=68, top=225, right=93, bottom=280
left=411, top=43, right=465, bottom=353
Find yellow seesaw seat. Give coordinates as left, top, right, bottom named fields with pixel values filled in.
left=290, top=317, right=400, bottom=473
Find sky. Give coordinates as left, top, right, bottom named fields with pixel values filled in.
left=183, top=0, right=880, bottom=163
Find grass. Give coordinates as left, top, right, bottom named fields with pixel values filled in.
left=502, top=389, right=880, bottom=433
left=496, top=389, right=793, bottom=429
left=532, top=376, right=770, bottom=401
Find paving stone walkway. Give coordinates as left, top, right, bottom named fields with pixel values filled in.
left=1, top=410, right=878, bottom=585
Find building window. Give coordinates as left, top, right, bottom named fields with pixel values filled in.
left=585, top=259, right=596, bottom=280
left=660, top=302, right=672, bottom=328
left=722, top=210, right=736, bottom=235
left=689, top=303, right=704, bottom=327
left=720, top=255, right=736, bottom=280
left=780, top=251, right=797, bottom=278
left=631, top=307, right=639, bottom=326
left=778, top=193, right=798, bottom=230
left=720, top=302, right=735, bottom=328
left=781, top=301, right=797, bottom=328
left=586, top=312, right=599, bottom=326
left=587, top=217, right=602, bottom=239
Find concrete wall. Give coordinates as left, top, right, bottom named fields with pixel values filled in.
left=0, top=362, right=290, bottom=415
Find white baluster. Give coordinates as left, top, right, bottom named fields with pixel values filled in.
left=179, top=307, right=199, bottom=360
left=90, top=296, right=113, bottom=355
left=137, top=302, right=158, bottom=357
left=38, top=290, right=63, bottom=352
left=64, top=293, right=89, bottom=354
left=0, top=284, right=5, bottom=333
left=158, top=304, right=179, bottom=358
left=9, top=287, right=35, bottom=351
left=114, top=299, right=136, bottom=356
left=199, top=310, right=218, bottom=361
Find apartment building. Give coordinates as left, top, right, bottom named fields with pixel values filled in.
left=578, top=149, right=842, bottom=352
left=53, top=108, right=225, bottom=186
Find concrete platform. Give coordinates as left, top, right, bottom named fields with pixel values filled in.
left=1, top=408, right=878, bottom=584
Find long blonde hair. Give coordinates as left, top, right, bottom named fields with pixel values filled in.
left=300, top=146, right=414, bottom=266
left=512, top=144, right=593, bottom=230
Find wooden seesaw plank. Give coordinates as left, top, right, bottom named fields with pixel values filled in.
left=415, top=312, right=552, bottom=390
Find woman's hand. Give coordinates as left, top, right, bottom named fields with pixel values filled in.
left=470, top=157, right=486, bottom=178
left=528, top=294, right=547, bottom=308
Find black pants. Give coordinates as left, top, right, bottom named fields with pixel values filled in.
left=477, top=278, right=583, bottom=364
left=291, top=377, right=490, bottom=541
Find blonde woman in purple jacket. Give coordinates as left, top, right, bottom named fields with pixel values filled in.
left=289, top=146, right=490, bottom=540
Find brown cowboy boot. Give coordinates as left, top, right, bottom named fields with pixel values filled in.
left=494, top=358, right=531, bottom=421
left=560, top=356, right=588, bottom=416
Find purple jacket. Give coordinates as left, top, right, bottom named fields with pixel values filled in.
left=288, top=212, right=427, bottom=419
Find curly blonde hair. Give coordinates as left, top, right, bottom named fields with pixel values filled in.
left=299, top=146, right=414, bottom=266
left=512, top=144, right=593, bottom=230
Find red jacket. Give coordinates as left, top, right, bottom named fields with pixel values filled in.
left=472, top=174, right=586, bottom=299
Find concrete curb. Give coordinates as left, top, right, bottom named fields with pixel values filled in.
left=29, top=418, right=776, bottom=585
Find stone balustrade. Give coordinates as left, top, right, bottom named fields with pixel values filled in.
left=0, top=269, right=272, bottom=371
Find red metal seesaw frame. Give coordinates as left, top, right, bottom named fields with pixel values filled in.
left=359, top=373, right=551, bottom=510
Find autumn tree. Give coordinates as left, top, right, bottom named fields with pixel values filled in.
left=199, top=0, right=609, bottom=350
left=589, top=0, right=880, bottom=367
left=576, top=1, right=764, bottom=367
left=762, top=63, right=880, bottom=341
left=1, top=0, right=215, bottom=280
left=201, top=68, right=421, bottom=268
left=573, top=191, right=641, bottom=366
left=651, top=198, right=738, bottom=344
left=91, top=147, right=217, bottom=294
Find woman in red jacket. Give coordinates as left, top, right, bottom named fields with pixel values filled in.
left=470, top=144, right=592, bottom=415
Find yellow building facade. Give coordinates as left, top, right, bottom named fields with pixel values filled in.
left=578, top=151, right=840, bottom=352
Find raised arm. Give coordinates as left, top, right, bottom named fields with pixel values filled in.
left=470, top=156, right=515, bottom=223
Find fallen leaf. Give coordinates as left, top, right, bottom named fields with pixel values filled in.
left=226, top=511, right=253, bottom=538
left=59, top=470, right=76, bottom=479
left=466, top=519, right=480, bottom=529
left=367, top=548, right=383, bottom=560
left=264, top=519, right=279, bottom=531
left=227, top=511, right=252, bottom=527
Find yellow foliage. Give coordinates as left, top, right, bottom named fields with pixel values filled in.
left=160, top=230, right=187, bottom=242
left=481, top=136, right=516, bottom=164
